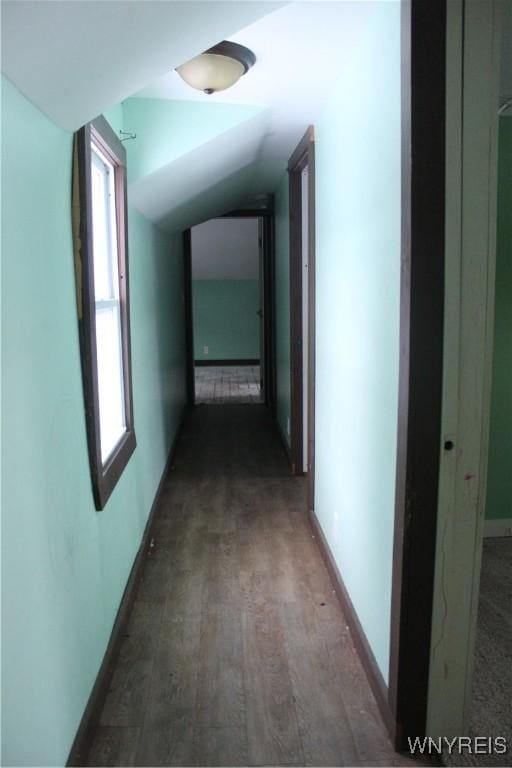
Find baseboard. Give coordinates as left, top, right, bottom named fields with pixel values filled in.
left=483, top=517, right=512, bottom=537
left=194, top=358, right=259, bottom=367
left=308, top=509, right=396, bottom=741
left=67, top=405, right=188, bottom=767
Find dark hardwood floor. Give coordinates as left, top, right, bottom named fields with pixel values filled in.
left=85, top=405, right=418, bottom=767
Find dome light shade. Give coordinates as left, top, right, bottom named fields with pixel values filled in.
left=176, top=41, right=256, bottom=95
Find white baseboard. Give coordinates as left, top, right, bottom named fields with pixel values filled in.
left=483, top=518, right=512, bottom=538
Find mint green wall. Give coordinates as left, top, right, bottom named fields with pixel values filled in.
left=193, top=279, right=259, bottom=360
left=313, top=4, right=401, bottom=683
left=1, top=77, right=186, bottom=767
left=123, top=97, right=264, bottom=184
left=486, top=118, right=512, bottom=520
left=274, top=174, right=291, bottom=446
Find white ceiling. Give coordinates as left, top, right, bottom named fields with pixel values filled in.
left=192, top=218, right=260, bottom=280
left=1, top=0, right=284, bottom=130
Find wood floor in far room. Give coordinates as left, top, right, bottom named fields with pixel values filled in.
left=85, top=405, right=423, bottom=767
left=194, top=364, right=261, bottom=404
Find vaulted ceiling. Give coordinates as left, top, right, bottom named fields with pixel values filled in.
left=1, top=0, right=283, bottom=130
left=1, top=1, right=375, bottom=231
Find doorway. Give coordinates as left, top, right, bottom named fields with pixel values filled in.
left=183, top=213, right=275, bottom=409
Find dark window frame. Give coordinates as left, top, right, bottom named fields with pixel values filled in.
left=75, top=115, right=136, bottom=510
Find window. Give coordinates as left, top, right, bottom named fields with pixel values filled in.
left=73, top=116, right=136, bottom=510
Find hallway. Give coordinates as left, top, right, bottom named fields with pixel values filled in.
left=85, top=406, right=417, bottom=767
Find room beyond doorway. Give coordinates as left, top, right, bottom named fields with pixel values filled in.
left=189, top=215, right=268, bottom=406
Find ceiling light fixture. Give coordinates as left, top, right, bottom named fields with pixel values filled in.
left=176, top=41, right=256, bottom=95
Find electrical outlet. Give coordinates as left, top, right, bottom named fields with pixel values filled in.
left=203, top=345, right=209, bottom=355
left=287, top=417, right=290, bottom=436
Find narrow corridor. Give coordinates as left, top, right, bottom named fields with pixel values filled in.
left=85, top=406, right=417, bottom=767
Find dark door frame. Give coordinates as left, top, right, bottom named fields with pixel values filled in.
left=220, top=209, right=276, bottom=411
left=288, top=127, right=316, bottom=513
left=388, top=0, right=446, bottom=749
left=182, top=229, right=195, bottom=408
left=183, top=211, right=276, bottom=411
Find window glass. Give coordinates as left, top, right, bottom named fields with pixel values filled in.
left=90, top=142, right=126, bottom=462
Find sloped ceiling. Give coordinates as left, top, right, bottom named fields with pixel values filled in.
left=126, top=101, right=271, bottom=230
left=2, top=0, right=374, bottom=233
left=125, top=1, right=374, bottom=232
left=0, top=0, right=284, bottom=130
left=123, top=98, right=266, bottom=185
left=192, top=219, right=260, bottom=280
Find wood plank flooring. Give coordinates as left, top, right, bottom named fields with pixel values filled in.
left=195, top=365, right=261, bottom=404
left=85, top=405, right=421, bottom=767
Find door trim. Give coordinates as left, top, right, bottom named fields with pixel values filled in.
left=183, top=215, right=275, bottom=410
left=426, top=0, right=501, bottom=738
left=209, top=210, right=276, bottom=410
left=183, top=229, right=195, bottom=408
left=288, top=126, right=315, bottom=509
left=388, top=0, right=447, bottom=749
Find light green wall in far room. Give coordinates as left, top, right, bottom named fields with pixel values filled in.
left=486, top=117, right=512, bottom=520
left=313, top=2, right=401, bottom=683
left=1, top=77, right=186, bottom=767
left=274, top=173, right=291, bottom=447
left=193, top=279, right=260, bottom=360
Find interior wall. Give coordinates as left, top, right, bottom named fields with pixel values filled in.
left=274, top=173, right=291, bottom=447
left=313, top=2, right=401, bottom=682
left=1, top=77, right=186, bottom=767
left=486, top=116, right=512, bottom=521
left=193, top=279, right=260, bottom=361
left=123, top=97, right=264, bottom=186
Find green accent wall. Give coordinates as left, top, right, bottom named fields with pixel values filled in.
left=193, top=279, right=260, bottom=361
left=123, top=98, right=264, bottom=184
left=486, top=118, right=512, bottom=520
left=1, top=77, right=186, bottom=767
left=274, top=174, right=291, bottom=446
left=313, top=3, right=401, bottom=683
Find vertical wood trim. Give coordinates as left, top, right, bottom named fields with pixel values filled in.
left=262, top=214, right=277, bottom=411
left=389, top=0, right=447, bottom=748
left=307, top=138, right=316, bottom=514
left=183, top=229, right=195, bottom=407
left=288, top=127, right=315, bottom=477
left=426, top=0, right=501, bottom=737
left=288, top=167, right=303, bottom=475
